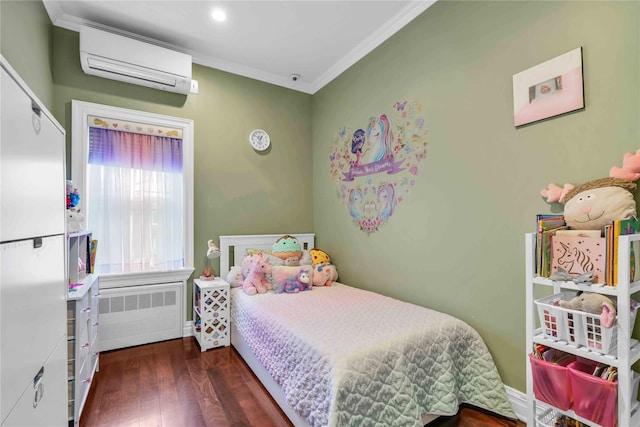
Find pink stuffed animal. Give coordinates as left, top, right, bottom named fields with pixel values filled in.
left=241, top=253, right=272, bottom=295
left=312, top=263, right=338, bottom=287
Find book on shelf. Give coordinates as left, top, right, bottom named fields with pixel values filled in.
left=550, top=234, right=606, bottom=284
left=604, top=224, right=613, bottom=285
left=535, top=214, right=566, bottom=277
left=612, top=217, right=640, bottom=285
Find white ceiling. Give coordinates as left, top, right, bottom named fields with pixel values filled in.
left=42, top=0, right=436, bottom=94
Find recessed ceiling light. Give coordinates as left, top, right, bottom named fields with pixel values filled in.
left=211, top=8, right=227, bottom=22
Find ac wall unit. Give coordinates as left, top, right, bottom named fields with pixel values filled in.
left=79, top=26, right=192, bottom=95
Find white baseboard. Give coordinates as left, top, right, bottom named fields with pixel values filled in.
left=183, top=320, right=193, bottom=337
left=506, top=385, right=527, bottom=422
left=506, top=385, right=551, bottom=424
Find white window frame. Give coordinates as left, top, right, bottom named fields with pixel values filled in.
left=71, top=100, right=195, bottom=290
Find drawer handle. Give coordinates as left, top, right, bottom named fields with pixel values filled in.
left=81, top=307, right=91, bottom=314
left=93, top=293, right=101, bottom=298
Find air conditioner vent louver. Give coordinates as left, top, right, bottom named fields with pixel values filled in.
left=79, top=26, right=192, bottom=95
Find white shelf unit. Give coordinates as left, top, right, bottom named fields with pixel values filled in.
left=67, top=231, right=99, bottom=426
left=193, top=278, right=230, bottom=351
left=67, top=231, right=92, bottom=285
left=525, top=232, right=640, bottom=427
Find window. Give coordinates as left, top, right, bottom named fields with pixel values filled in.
left=72, top=101, right=193, bottom=283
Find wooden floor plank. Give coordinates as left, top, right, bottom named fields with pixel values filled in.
left=80, top=337, right=523, bottom=427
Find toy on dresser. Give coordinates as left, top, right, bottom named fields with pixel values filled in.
left=67, top=209, right=85, bottom=233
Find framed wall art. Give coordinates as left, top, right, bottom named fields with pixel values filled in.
left=513, top=47, right=584, bottom=127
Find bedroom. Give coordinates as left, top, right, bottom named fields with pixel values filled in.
left=0, top=0, right=638, bottom=426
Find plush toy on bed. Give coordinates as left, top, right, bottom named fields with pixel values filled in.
left=312, top=263, right=338, bottom=287
left=241, top=253, right=272, bottom=295
left=272, top=235, right=303, bottom=266
left=541, top=148, right=640, bottom=231
left=277, top=267, right=312, bottom=293
left=310, top=248, right=331, bottom=266
left=557, top=292, right=617, bottom=328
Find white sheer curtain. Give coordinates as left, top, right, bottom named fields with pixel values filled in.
left=87, top=127, right=184, bottom=274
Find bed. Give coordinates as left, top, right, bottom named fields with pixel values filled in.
left=219, top=233, right=515, bottom=427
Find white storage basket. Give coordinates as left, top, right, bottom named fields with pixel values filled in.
left=580, top=301, right=639, bottom=354
left=536, top=292, right=639, bottom=354
left=535, top=408, right=584, bottom=427
left=535, top=408, right=558, bottom=427
left=535, top=291, right=583, bottom=346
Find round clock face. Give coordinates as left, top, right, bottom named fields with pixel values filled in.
left=249, top=129, right=270, bottom=151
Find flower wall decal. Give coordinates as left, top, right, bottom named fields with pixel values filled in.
left=329, top=99, right=429, bottom=234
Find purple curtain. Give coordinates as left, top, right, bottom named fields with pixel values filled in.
left=89, top=127, right=182, bottom=172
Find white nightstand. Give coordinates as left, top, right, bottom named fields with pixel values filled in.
left=193, top=278, right=230, bottom=351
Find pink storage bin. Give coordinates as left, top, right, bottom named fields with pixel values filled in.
left=529, top=353, right=576, bottom=410
left=568, top=360, right=618, bottom=427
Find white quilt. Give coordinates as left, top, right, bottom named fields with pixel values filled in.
left=231, top=283, right=515, bottom=427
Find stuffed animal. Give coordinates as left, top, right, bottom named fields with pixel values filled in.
left=310, top=248, right=331, bottom=266
left=272, top=235, right=303, bottom=266
left=558, top=292, right=617, bottom=328
left=541, top=149, right=640, bottom=231
left=278, top=267, right=312, bottom=293
left=312, top=263, right=338, bottom=287
left=226, top=265, right=243, bottom=287
left=241, top=253, right=272, bottom=295
left=67, top=208, right=85, bottom=233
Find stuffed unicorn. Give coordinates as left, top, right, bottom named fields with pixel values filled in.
left=241, top=253, right=272, bottom=295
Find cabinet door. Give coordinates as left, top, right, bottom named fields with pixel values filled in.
left=1, top=236, right=66, bottom=421
left=1, top=337, right=68, bottom=427
left=0, top=66, right=65, bottom=242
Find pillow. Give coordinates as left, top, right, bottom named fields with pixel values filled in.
left=299, top=249, right=312, bottom=265
left=245, top=248, right=284, bottom=267
left=226, top=265, right=243, bottom=287
left=244, top=248, right=312, bottom=267
left=272, top=265, right=314, bottom=293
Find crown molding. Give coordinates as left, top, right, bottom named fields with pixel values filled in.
left=43, top=0, right=437, bottom=95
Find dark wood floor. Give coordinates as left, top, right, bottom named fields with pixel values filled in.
left=80, top=338, right=525, bottom=427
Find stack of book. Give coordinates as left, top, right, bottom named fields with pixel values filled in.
left=535, top=215, right=640, bottom=286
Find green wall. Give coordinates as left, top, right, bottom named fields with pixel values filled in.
left=2, top=0, right=639, bottom=397
left=312, top=0, right=640, bottom=391
left=0, top=0, right=55, bottom=110
left=1, top=0, right=313, bottom=318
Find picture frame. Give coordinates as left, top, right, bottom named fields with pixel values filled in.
left=513, top=47, right=584, bottom=127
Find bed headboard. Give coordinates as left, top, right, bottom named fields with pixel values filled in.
left=218, top=233, right=315, bottom=278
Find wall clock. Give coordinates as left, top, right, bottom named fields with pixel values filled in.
left=249, top=129, right=270, bottom=151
